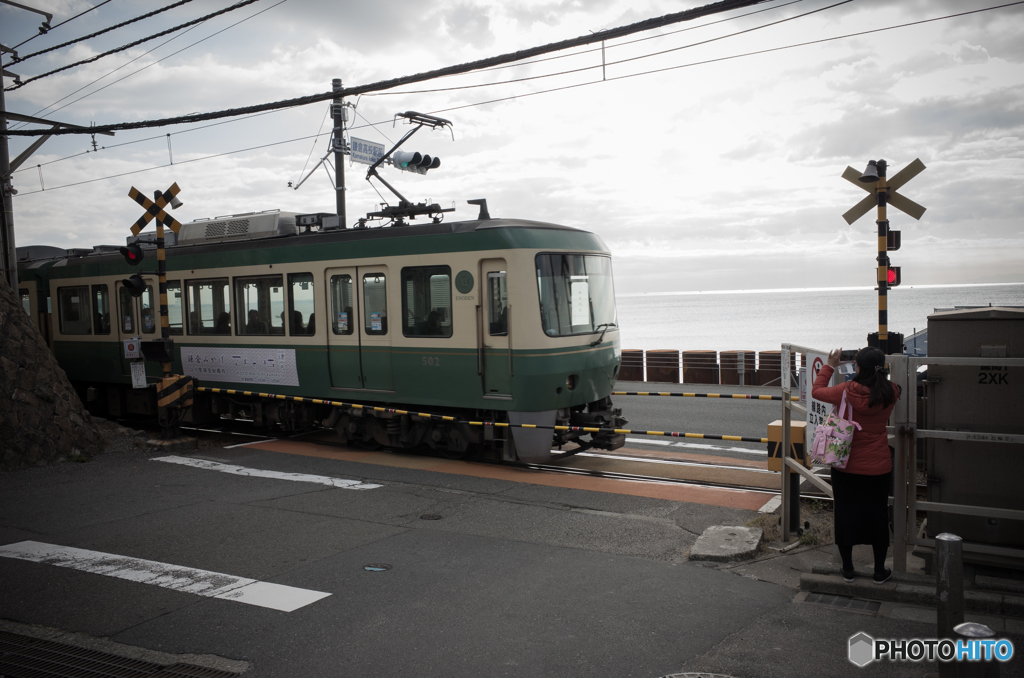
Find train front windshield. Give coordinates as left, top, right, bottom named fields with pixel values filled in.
left=536, top=254, right=616, bottom=337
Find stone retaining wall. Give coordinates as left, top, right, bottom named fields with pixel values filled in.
left=0, top=279, right=103, bottom=469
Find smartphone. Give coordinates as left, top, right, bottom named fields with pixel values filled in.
left=840, top=349, right=857, bottom=361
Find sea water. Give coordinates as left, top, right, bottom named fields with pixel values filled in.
left=615, top=283, right=1024, bottom=354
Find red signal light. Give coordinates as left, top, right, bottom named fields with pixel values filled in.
left=886, top=266, right=901, bottom=287
left=119, top=244, right=144, bottom=266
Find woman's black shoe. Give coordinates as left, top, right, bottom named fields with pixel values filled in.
left=873, top=568, right=892, bottom=585
left=842, top=568, right=855, bottom=583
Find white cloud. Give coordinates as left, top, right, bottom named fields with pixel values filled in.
left=3, top=0, right=1022, bottom=293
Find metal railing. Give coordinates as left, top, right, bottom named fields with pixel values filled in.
left=780, top=345, right=1024, bottom=571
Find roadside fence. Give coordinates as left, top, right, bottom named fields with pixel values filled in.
left=619, top=348, right=801, bottom=386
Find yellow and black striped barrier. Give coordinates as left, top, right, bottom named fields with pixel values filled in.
left=195, top=387, right=769, bottom=444
left=612, top=391, right=798, bottom=401
left=158, top=374, right=194, bottom=409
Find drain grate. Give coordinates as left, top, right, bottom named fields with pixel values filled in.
left=0, top=630, right=240, bottom=678
left=805, top=592, right=881, bottom=612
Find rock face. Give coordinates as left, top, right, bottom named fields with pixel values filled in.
left=0, top=279, right=104, bottom=469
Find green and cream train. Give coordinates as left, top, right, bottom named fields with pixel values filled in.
left=16, top=208, right=626, bottom=461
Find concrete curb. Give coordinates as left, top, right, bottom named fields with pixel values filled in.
left=800, top=572, right=1024, bottom=617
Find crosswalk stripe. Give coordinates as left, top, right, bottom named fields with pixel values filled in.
left=153, top=455, right=382, bottom=489
left=0, top=541, right=331, bottom=612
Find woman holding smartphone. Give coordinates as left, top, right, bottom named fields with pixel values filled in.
left=813, top=346, right=901, bottom=584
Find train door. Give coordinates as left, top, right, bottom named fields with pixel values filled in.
left=480, top=258, right=512, bottom=398
left=358, top=267, right=393, bottom=391
left=325, top=268, right=362, bottom=389
left=115, top=277, right=157, bottom=375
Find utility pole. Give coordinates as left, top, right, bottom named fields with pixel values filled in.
left=1, top=49, right=18, bottom=291
left=332, top=78, right=346, bottom=226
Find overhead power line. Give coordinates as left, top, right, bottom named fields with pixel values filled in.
left=10, top=0, right=198, bottom=64
left=10, top=0, right=114, bottom=51
left=15, top=0, right=1024, bottom=197
left=5, top=0, right=261, bottom=92
left=366, top=0, right=851, bottom=97
left=7, top=0, right=1022, bottom=142
left=4, top=0, right=774, bottom=135
left=9, top=0, right=287, bottom=130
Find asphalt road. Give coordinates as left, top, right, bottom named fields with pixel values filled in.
left=1, top=436, right=791, bottom=678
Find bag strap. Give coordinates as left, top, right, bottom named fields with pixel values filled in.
left=837, top=388, right=862, bottom=430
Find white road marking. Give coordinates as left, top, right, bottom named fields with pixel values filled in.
left=222, top=438, right=278, bottom=449
left=152, top=455, right=381, bottom=489
left=625, top=437, right=767, bottom=455
left=758, top=494, right=782, bottom=513
left=0, top=541, right=330, bottom=612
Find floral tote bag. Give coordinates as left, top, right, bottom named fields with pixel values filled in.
left=810, top=389, right=862, bottom=469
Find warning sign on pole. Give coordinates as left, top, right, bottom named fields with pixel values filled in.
left=130, top=361, right=148, bottom=389
left=805, top=351, right=837, bottom=450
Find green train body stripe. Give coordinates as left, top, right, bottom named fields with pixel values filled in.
left=612, top=391, right=797, bottom=401
left=193, top=387, right=767, bottom=444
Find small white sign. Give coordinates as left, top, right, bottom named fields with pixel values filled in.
left=130, top=361, right=147, bottom=389
left=350, top=137, right=385, bottom=166
left=570, top=280, right=590, bottom=327
left=805, top=351, right=836, bottom=450
left=124, top=338, right=140, bottom=359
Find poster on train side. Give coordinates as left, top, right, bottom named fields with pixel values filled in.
left=180, top=347, right=300, bottom=386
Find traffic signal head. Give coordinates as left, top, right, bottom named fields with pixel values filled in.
left=887, top=266, right=901, bottom=287
left=123, top=274, right=146, bottom=297
left=886, top=229, right=901, bottom=251
left=392, top=150, right=440, bottom=174
left=120, top=243, right=144, bottom=265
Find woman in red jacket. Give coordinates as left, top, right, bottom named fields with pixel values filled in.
left=813, top=346, right=901, bottom=585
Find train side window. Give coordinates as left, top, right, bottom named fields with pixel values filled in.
left=487, top=271, right=507, bottom=336
left=401, top=266, right=451, bottom=338
left=141, top=285, right=156, bottom=334
left=363, top=273, right=387, bottom=335
left=19, top=289, right=31, bottom=315
left=288, top=273, right=315, bottom=336
left=57, top=286, right=91, bottom=335
left=91, top=285, right=111, bottom=335
left=186, top=278, right=231, bottom=335
left=118, top=285, right=136, bottom=334
left=167, top=281, right=183, bottom=335
left=330, top=275, right=354, bottom=335
left=235, top=275, right=285, bottom=336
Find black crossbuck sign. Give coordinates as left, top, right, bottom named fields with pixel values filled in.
left=842, top=158, right=927, bottom=225
left=129, top=182, right=183, bottom=235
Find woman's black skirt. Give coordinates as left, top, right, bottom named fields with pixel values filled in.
left=831, top=468, right=891, bottom=548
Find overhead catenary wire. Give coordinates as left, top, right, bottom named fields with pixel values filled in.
left=12, top=1, right=1024, bottom=195
left=8, top=0, right=288, bottom=130
left=10, top=0, right=198, bottom=64
left=9, top=0, right=114, bottom=51
left=7, top=0, right=1022, bottom=138
left=4, top=0, right=262, bottom=92
left=364, top=0, right=852, bottom=98
left=3, top=0, right=777, bottom=135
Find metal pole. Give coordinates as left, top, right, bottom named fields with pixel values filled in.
left=0, top=51, right=19, bottom=292
left=936, top=532, right=965, bottom=650
left=332, top=78, right=346, bottom=226
left=781, top=345, right=792, bottom=542
left=891, top=353, right=908, bottom=573
left=875, top=160, right=889, bottom=355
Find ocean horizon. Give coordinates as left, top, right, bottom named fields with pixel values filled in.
left=614, top=282, right=1024, bottom=356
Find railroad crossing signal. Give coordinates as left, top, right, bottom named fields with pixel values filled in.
left=128, top=182, right=183, bottom=236
left=123, top=273, right=146, bottom=297
left=841, top=158, right=927, bottom=225
left=119, top=242, right=144, bottom=265
left=887, top=266, right=901, bottom=287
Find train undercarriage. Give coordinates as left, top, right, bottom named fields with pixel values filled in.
left=81, top=382, right=626, bottom=462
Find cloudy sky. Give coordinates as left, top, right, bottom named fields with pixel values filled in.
left=3, top=0, right=1022, bottom=294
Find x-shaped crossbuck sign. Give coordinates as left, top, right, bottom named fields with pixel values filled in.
left=842, top=158, right=927, bottom=225
left=128, top=182, right=183, bottom=235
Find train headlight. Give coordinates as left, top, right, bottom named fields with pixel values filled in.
left=566, top=375, right=578, bottom=391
